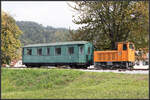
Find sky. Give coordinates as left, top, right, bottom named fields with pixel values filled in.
left=2, top=1, right=79, bottom=30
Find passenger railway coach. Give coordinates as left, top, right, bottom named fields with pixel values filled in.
left=22, top=41, right=94, bottom=68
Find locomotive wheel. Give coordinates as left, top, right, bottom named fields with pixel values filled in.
left=110, top=66, right=115, bottom=70
left=125, top=62, right=130, bottom=69
left=95, top=65, right=103, bottom=70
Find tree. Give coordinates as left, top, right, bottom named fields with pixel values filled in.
left=1, top=12, right=22, bottom=64
left=68, top=1, right=149, bottom=50
left=127, top=1, right=149, bottom=49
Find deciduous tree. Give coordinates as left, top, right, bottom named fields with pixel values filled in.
left=1, top=12, right=22, bottom=64
left=68, top=1, right=149, bottom=50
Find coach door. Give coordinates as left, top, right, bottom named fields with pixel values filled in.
left=68, top=46, right=74, bottom=63
left=79, top=45, right=85, bottom=63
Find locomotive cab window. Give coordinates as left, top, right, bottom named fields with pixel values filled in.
left=123, top=44, right=127, bottom=50
left=129, top=44, right=134, bottom=49
left=79, top=46, right=84, bottom=54
left=37, top=48, right=42, bottom=56
left=47, top=48, right=50, bottom=55
left=27, top=48, right=32, bottom=55
left=68, top=47, right=74, bottom=55
left=55, top=48, right=61, bottom=56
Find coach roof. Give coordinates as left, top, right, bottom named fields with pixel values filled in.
left=23, top=41, right=89, bottom=48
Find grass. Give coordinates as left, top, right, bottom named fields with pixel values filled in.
left=1, top=68, right=149, bottom=99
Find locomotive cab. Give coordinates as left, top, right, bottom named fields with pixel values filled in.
left=117, top=42, right=135, bottom=62
left=117, top=42, right=135, bottom=68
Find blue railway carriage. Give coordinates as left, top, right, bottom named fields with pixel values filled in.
left=22, top=41, right=94, bottom=68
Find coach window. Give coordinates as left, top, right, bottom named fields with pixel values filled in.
left=88, top=47, right=90, bottom=54
left=37, top=48, right=42, bottom=56
left=123, top=44, right=127, bottom=50
left=47, top=48, right=50, bottom=55
left=22, top=48, right=24, bottom=55
left=55, top=48, right=61, bottom=56
left=79, top=46, right=84, bottom=54
left=27, top=48, right=32, bottom=55
left=68, top=47, right=74, bottom=55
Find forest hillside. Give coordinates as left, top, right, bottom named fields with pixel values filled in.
left=16, top=21, right=70, bottom=46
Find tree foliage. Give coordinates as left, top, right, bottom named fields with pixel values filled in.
left=69, top=1, right=149, bottom=50
left=127, top=1, right=149, bottom=49
left=1, top=12, right=22, bottom=64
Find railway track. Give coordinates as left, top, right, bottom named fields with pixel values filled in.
left=6, top=66, right=149, bottom=71
left=97, top=68, right=149, bottom=71
left=85, top=68, right=149, bottom=72
left=4, top=66, right=149, bottom=74
left=118, top=68, right=149, bottom=71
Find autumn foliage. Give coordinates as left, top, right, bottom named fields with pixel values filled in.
left=1, top=12, right=22, bottom=64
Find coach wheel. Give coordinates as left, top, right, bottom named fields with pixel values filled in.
left=37, top=65, right=41, bottom=68
left=83, top=65, right=88, bottom=69
left=26, top=65, right=32, bottom=68
left=69, top=65, right=75, bottom=68
left=25, top=64, right=30, bottom=68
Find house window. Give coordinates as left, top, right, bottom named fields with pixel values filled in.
left=55, top=48, right=61, bottom=56
left=88, top=47, right=90, bottom=54
left=37, top=48, right=42, bottom=56
left=47, top=48, right=50, bottom=55
left=79, top=46, right=84, bottom=54
left=123, top=44, right=127, bottom=50
left=68, top=47, right=74, bottom=55
left=27, top=48, right=32, bottom=55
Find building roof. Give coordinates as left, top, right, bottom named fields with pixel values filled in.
left=23, top=41, right=89, bottom=48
